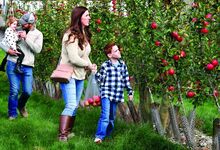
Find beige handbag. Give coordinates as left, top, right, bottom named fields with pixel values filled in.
left=50, top=64, right=74, bottom=83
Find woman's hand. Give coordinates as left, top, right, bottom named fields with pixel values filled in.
left=88, top=64, right=97, bottom=73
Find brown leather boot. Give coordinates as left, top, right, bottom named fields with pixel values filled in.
left=58, top=115, right=72, bottom=141
left=67, top=116, right=75, bottom=139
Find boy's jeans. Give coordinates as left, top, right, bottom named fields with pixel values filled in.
left=6, top=61, right=33, bottom=117
left=95, top=98, right=118, bottom=140
left=60, top=78, right=84, bottom=116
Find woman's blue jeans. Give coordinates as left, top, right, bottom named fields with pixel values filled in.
left=60, top=78, right=84, bottom=116
left=6, top=61, right=33, bottom=117
left=95, top=98, right=118, bottom=140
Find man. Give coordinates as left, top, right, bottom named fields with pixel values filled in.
left=0, top=12, right=43, bottom=120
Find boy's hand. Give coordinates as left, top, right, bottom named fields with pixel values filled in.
left=128, top=95, right=133, bottom=101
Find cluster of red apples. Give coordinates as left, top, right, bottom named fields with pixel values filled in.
left=84, top=95, right=101, bottom=107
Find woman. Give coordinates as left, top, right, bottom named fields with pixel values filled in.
left=58, top=6, right=97, bottom=141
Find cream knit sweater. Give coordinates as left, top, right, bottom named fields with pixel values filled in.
left=60, top=32, right=92, bottom=80
left=0, top=27, right=43, bottom=67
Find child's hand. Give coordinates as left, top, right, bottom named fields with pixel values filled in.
left=128, top=95, right=133, bottom=101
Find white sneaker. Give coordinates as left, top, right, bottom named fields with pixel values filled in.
left=94, top=138, right=102, bottom=143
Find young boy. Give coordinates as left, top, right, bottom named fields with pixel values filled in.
left=94, top=42, right=133, bottom=143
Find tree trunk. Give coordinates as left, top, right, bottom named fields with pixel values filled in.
left=181, top=115, right=195, bottom=149
left=188, top=107, right=196, bottom=141
left=213, top=118, right=220, bottom=150
left=151, top=103, right=165, bottom=136
left=138, top=82, right=151, bottom=123
left=168, top=105, right=181, bottom=142
left=159, top=92, right=170, bottom=132
left=118, top=103, right=132, bottom=123
left=127, top=100, right=140, bottom=123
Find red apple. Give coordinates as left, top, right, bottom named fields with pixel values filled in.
left=84, top=100, right=89, bottom=107
left=206, top=63, right=214, bottom=71
left=161, top=59, right=168, bottom=66
left=96, top=28, right=101, bottom=32
left=93, top=95, right=101, bottom=103
left=205, top=13, right=212, bottom=19
left=168, top=86, right=175, bottom=92
left=213, top=90, right=219, bottom=97
left=171, top=31, right=179, bottom=39
left=191, top=2, right=198, bottom=8
left=200, top=28, right=208, bottom=34
left=173, top=55, right=180, bottom=61
left=96, top=101, right=101, bottom=106
left=192, top=18, right=197, bottom=22
left=155, top=41, right=161, bottom=46
left=151, top=22, right=157, bottom=29
left=87, top=98, right=94, bottom=104
left=180, top=50, right=186, bottom=58
left=211, top=59, right=219, bottom=67
left=176, top=36, right=183, bottom=42
left=96, top=19, right=102, bottom=25
left=187, top=91, right=195, bottom=98
left=203, top=21, right=209, bottom=27
left=168, top=68, right=175, bottom=75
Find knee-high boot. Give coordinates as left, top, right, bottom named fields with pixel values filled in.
left=67, top=116, right=75, bottom=139
left=58, top=115, right=73, bottom=141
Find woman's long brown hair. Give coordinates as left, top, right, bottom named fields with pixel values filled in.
left=65, top=6, right=92, bottom=50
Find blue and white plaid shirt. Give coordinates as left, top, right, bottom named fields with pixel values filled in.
left=95, top=60, right=133, bottom=102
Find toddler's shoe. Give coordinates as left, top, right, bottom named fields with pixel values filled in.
left=0, top=66, right=5, bottom=72
left=14, top=65, right=23, bottom=74
left=94, top=138, right=102, bottom=144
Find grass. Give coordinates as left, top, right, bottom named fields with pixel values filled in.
left=184, top=100, right=220, bottom=135
left=0, top=51, right=185, bottom=149
left=0, top=50, right=218, bottom=149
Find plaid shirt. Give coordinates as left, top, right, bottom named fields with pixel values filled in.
left=95, top=60, right=133, bottom=102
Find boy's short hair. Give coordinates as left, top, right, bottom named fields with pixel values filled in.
left=103, top=42, right=123, bottom=56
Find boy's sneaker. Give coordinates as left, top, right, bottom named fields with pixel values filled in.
left=94, top=138, right=102, bottom=144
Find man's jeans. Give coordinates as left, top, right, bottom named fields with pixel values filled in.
left=60, top=78, right=84, bottom=117
left=6, top=61, right=33, bottom=117
left=95, top=98, right=118, bottom=140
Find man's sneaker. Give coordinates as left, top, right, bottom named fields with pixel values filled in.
left=19, top=107, right=28, bottom=118
left=94, top=138, right=102, bottom=143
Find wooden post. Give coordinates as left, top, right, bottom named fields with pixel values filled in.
left=118, top=102, right=132, bottom=123
left=213, top=118, right=220, bottom=150
left=127, top=100, right=140, bottom=123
